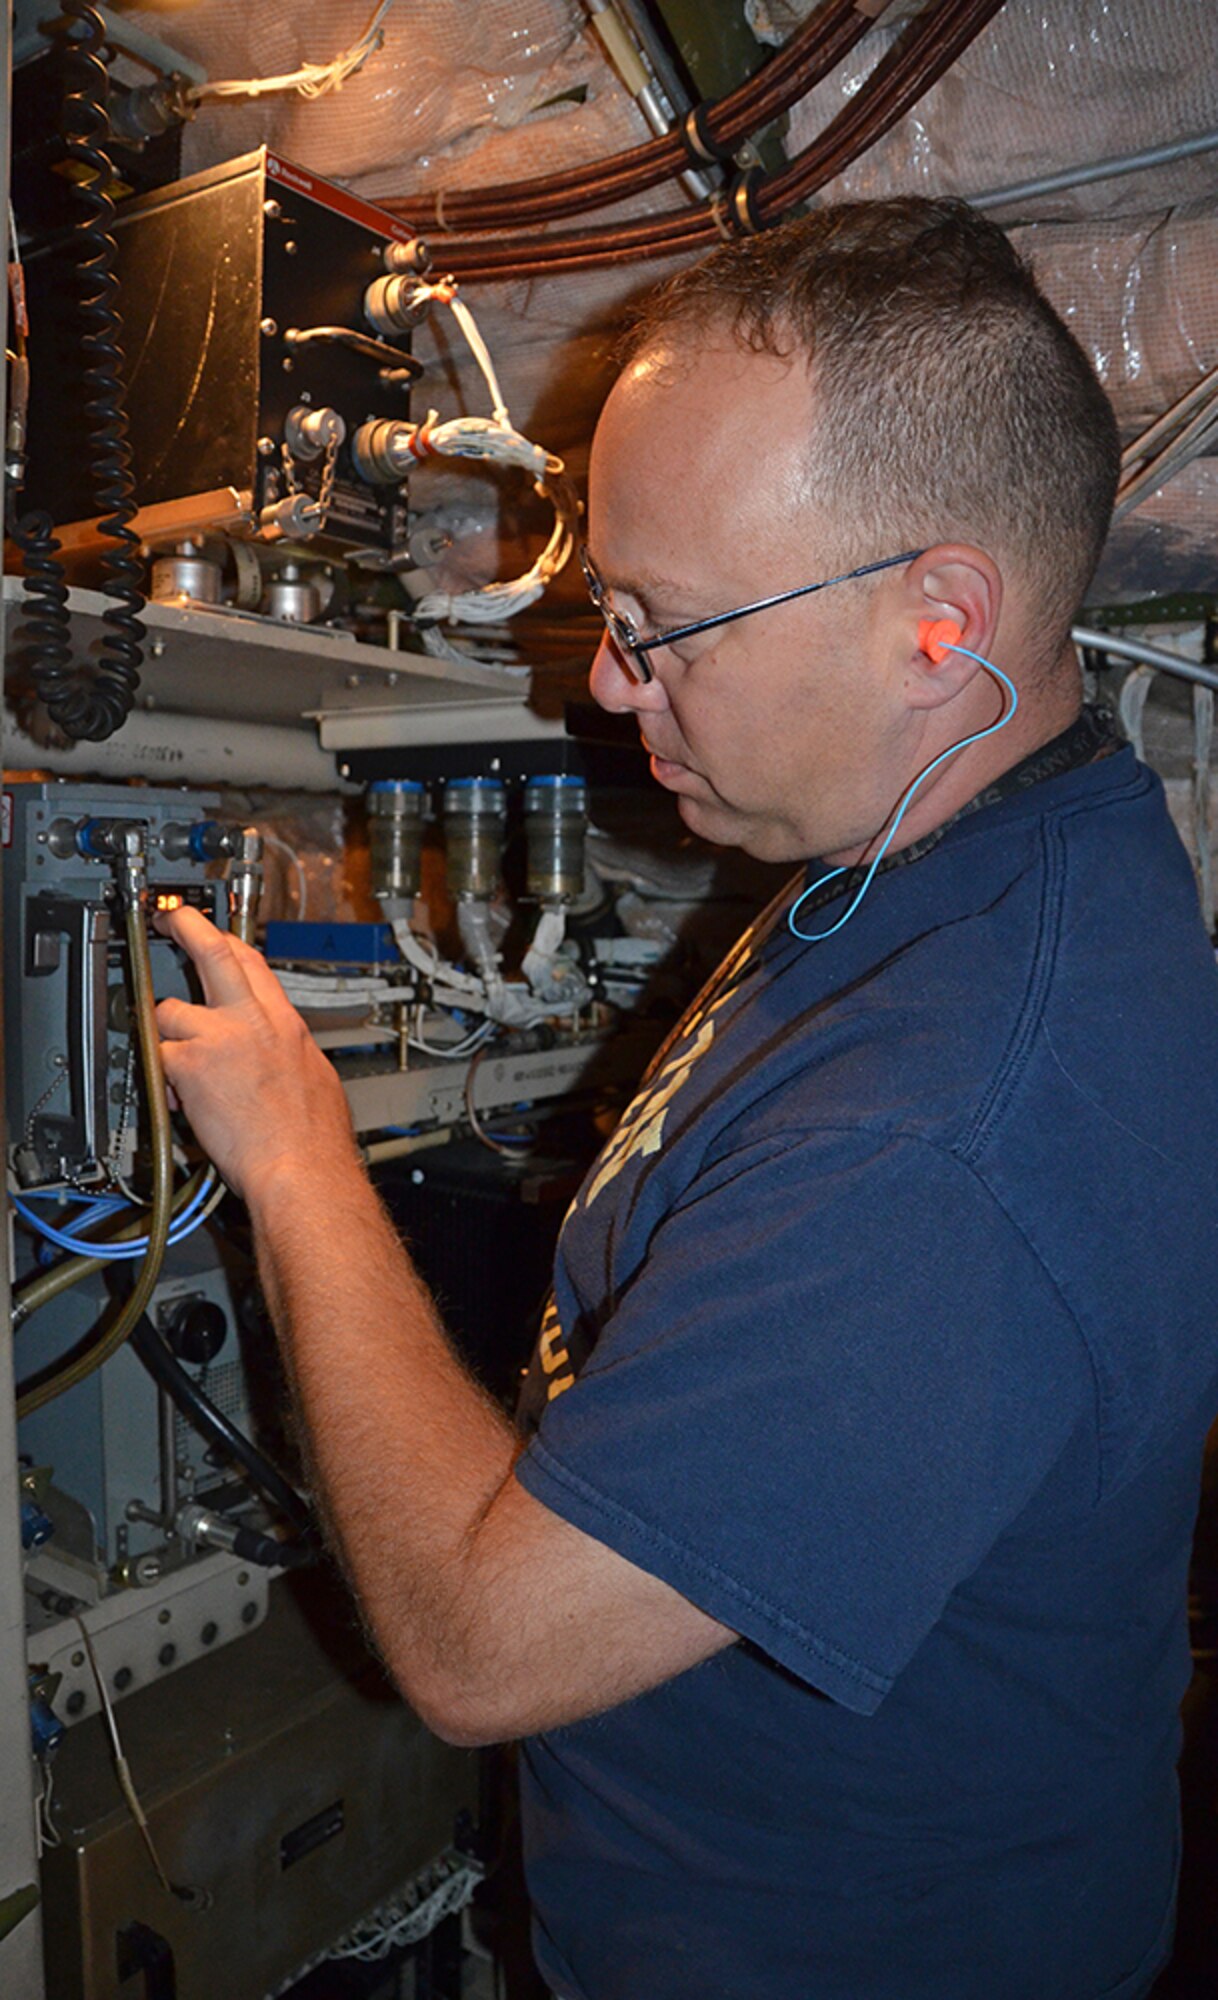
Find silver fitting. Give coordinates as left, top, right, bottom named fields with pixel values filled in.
left=352, top=418, right=417, bottom=485
left=284, top=404, right=346, bottom=463
left=364, top=273, right=431, bottom=336
left=382, top=237, right=432, bottom=276
left=114, top=826, right=149, bottom=912
left=74, top=818, right=148, bottom=906
left=227, top=827, right=264, bottom=945
left=259, top=491, right=324, bottom=541
left=175, top=1503, right=238, bottom=1555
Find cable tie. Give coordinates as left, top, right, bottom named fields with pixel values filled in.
left=708, top=193, right=735, bottom=244
left=728, top=167, right=766, bottom=236
left=408, top=413, right=438, bottom=460
left=681, top=100, right=732, bottom=167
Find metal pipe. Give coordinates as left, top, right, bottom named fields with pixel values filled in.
left=3, top=706, right=355, bottom=791
left=971, top=130, right=1218, bottom=213
left=1072, top=627, right=1218, bottom=696
left=1121, top=361, right=1218, bottom=472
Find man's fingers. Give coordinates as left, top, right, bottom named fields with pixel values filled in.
left=156, top=993, right=209, bottom=1042
left=223, top=926, right=299, bottom=1018
left=156, top=907, right=298, bottom=1022
left=156, top=906, right=256, bottom=1009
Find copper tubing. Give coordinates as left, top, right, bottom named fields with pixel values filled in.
left=384, top=0, right=869, bottom=235
left=436, top=0, right=1007, bottom=284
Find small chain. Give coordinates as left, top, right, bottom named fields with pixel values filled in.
left=23, top=1065, right=67, bottom=1151
left=105, top=1034, right=142, bottom=1197
left=280, top=434, right=338, bottom=531
left=314, top=431, right=339, bottom=528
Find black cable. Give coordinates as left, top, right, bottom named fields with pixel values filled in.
left=128, top=1313, right=316, bottom=1540
left=18, top=0, right=146, bottom=742
left=6, top=509, right=75, bottom=719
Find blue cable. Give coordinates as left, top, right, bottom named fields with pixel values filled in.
left=12, top=1172, right=217, bottom=1260
left=788, top=642, right=1018, bottom=943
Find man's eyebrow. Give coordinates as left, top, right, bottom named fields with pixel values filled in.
left=586, top=550, right=699, bottom=614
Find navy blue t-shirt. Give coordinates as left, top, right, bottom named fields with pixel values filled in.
left=514, top=738, right=1218, bottom=2000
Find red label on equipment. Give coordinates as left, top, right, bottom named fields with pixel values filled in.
left=265, top=152, right=417, bottom=246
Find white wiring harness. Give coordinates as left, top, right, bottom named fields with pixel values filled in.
left=189, top=2, right=395, bottom=104
left=392, top=281, right=580, bottom=631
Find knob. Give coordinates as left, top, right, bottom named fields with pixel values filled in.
left=164, top=1298, right=227, bottom=1367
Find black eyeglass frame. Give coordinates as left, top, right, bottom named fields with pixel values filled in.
left=580, top=545, right=926, bottom=684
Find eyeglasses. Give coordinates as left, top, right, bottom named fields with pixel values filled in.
left=580, top=545, right=925, bottom=684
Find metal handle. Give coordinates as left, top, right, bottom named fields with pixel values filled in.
left=283, top=325, right=424, bottom=378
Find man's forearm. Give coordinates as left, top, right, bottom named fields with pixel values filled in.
left=248, top=1150, right=521, bottom=1729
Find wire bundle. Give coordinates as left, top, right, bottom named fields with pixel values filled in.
left=188, top=0, right=394, bottom=104
left=13, top=1174, right=217, bottom=1261
left=403, top=284, right=580, bottom=627
left=385, top=0, right=872, bottom=237
left=384, top=0, right=1009, bottom=282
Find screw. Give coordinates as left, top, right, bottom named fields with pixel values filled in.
left=157, top=1608, right=171, bottom=1625
left=158, top=1643, right=176, bottom=1668
left=200, top=1621, right=219, bottom=1646
left=66, top=1689, right=86, bottom=1717
left=257, top=436, right=275, bottom=457
left=113, top=1666, right=133, bottom=1692
left=284, top=240, right=298, bottom=256
left=241, top=1601, right=258, bottom=1627
left=70, top=1650, right=84, bottom=1669
left=263, top=199, right=281, bottom=219
left=282, top=358, right=295, bottom=373
left=150, top=637, right=165, bottom=659
left=346, top=674, right=362, bottom=689
left=237, top=1572, right=250, bottom=1587
left=260, top=316, right=278, bottom=337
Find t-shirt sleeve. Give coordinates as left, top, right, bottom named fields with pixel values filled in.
left=514, top=1126, right=1092, bottom=1715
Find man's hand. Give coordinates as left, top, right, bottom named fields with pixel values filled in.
left=155, top=906, right=358, bottom=1201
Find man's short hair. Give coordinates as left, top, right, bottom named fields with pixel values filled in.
left=621, top=199, right=1121, bottom=659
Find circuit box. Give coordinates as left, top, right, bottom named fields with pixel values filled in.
left=2, top=780, right=227, bottom=1190
left=21, top=148, right=420, bottom=551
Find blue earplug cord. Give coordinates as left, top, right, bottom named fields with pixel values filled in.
left=788, top=642, right=1018, bottom=942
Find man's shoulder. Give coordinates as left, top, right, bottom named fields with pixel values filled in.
left=732, top=742, right=1210, bottom=1155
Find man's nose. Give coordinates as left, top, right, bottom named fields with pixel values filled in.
left=588, top=634, right=671, bottom=716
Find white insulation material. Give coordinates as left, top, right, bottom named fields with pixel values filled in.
left=118, top=0, right=1218, bottom=603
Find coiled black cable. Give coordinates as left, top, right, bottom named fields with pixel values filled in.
left=13, top=0, right=145, bottom=741
left=7, top=510, right=75, bottom=718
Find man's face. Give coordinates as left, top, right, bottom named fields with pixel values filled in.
left=586, top=334, right=907, bottom=864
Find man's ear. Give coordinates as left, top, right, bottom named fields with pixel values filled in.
left=900, top=545, right=1003, bottom=712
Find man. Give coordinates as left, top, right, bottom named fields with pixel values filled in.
left=158, top=200, right=1218, bottom=1999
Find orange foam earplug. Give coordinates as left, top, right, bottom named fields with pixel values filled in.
left=918, top=617, right=964, bottom=664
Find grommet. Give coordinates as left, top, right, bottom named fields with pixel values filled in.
left=681, top=100, right=732, bottom=166
left=728, top=168, right=766, bottom=236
